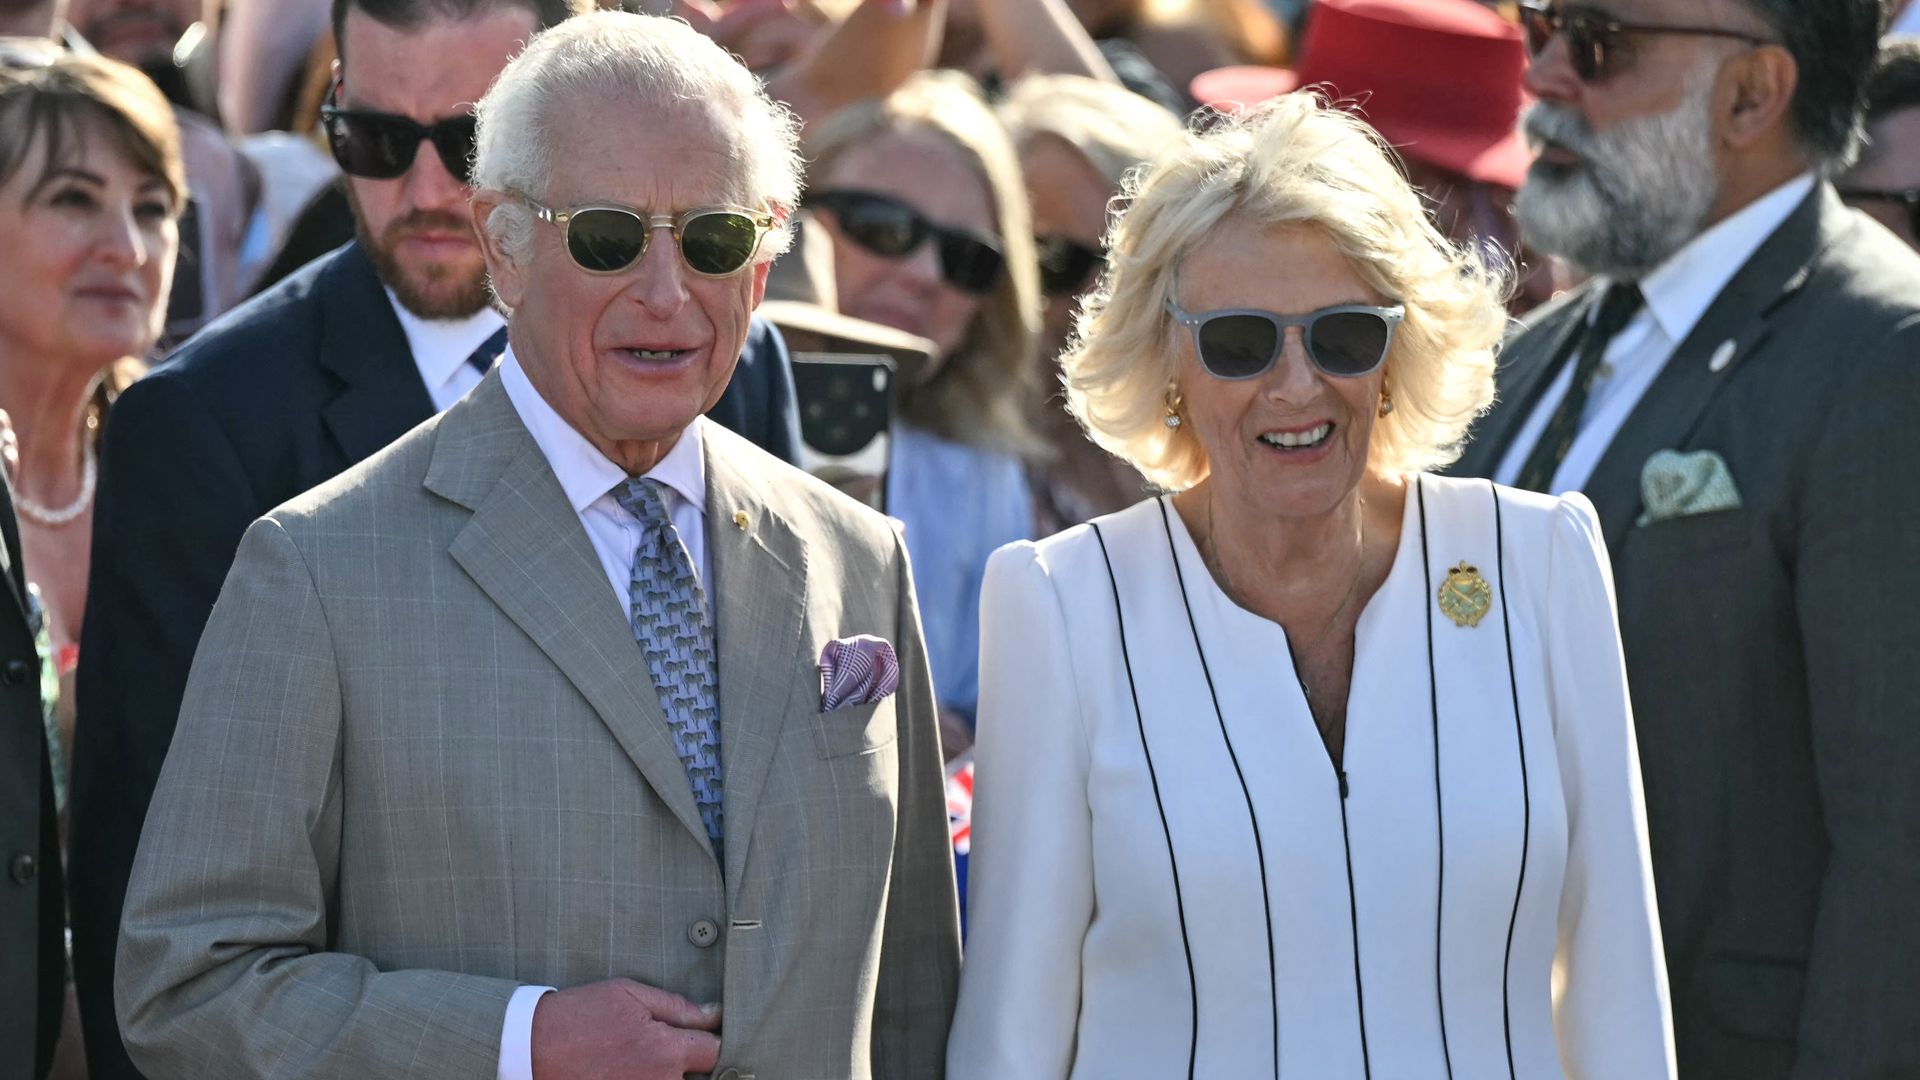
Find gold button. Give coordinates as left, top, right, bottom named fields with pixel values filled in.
left=732, top=510, right=750, bottom=530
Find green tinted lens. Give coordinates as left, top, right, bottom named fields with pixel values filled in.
left=566, top=208, right=649, bottom=272
left=680, top=211, right=760, bottom=276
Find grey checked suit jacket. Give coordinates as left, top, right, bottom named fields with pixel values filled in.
left=114, top=372, right=961, bottom=1080
left=1452, top=186, right=1920, bottom=1079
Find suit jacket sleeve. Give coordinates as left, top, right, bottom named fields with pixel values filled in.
left=870, top=523, right=963, bottom=1078
left=1544, top=495, right=1677, bottom=1079
left=1787, top=317, right=1920, bottom=1078
left=115, top=517, right=519, bottom=1080
left=947, top=542, right=1093, bottom=1080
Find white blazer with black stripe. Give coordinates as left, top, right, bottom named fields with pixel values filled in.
left=949, top=474, right=1675, bottom=1079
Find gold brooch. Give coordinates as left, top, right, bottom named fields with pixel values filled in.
left=1438, top=562, right=1492, bottom=628
left=733, top=510, right=751, bottom=531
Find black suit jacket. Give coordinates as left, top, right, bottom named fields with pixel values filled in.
left=0, top=476, right=57, bottom=1080
left=1454, top=187, right=1920, bottom=1079
left=67, top=241, right=799, bottom=1080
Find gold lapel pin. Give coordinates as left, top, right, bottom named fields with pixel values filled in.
left=1438, top=562, right=1492, bottom=628
left=732, top=509, right=750, bottom=531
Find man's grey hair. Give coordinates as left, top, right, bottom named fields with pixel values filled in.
left=471, top=10, right=803, bottom=263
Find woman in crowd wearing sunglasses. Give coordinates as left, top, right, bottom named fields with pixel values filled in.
left=949, top=93, right=1675, bottom=1077
left=1000, top=72, right=1186, bottom=534
left=804, top=71, right=1042, bottom=755
left=0, top=50, right=182, bottom=809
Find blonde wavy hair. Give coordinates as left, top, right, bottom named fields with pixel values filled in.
left=806, top=70, right=1042, bottom=454
left=1064, top=92, right=1510, bottom=489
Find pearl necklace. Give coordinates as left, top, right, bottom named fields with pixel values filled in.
left=15, top=442, right=97, bottom=527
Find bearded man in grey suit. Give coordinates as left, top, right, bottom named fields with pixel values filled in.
left=114, top=12, right=959, bottom=1079
left=1453, top=1, right=1920, bottom=1076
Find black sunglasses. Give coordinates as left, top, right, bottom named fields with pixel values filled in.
left=517, top=194, right=774, bottom=277
left=1036, top=234, right=1103, bottom=298
left=1838, top=186, right=1920, bottom=239
left=1167, top=294, right=1404, bottom=380
left=808, top=190, right=1006, bottom=295
left=1517, top=1, right=1775, bottom=83
left=321, top=78, right=476, bottom=182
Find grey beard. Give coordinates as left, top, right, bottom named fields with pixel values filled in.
left=1513, top=73, right=1720, bottom=281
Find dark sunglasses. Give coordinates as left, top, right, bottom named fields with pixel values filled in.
left=808, top=190, right=1006, bottom=295
left=517, top=194, right=774, bottom=277
left=1036, top=234, right=1103, bottom=298
left=1517, top=1, right=1775, bottom=83
left=320, top=78, right=476, bottom=182
left=1167, top=295, right=1404, bottom=380
left=1838, top=186, right=1920, bottom=239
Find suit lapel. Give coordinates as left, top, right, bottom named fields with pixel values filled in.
left=431, top=377, right=715, bottom=855
left=1453, top=284, right=1596, bottom=479
left=1582, top=187, right=1830, bottom=552
left=317, top=243, right=437, bottom=465
left=700, top=425, right=809, bottom=893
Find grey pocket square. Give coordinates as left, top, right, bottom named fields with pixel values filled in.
left=1638, top=449, right=1742, bottom=526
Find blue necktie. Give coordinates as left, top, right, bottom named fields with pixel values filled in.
left=613, top=478, right=724, bottom=861
left=465, top=326, right=509, bottom=375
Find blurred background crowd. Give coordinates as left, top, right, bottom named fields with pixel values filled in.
left=2, top=0, right=1918, bottom=1075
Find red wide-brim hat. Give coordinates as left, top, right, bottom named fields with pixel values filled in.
left=1191, top=0, right=1533, bottom=190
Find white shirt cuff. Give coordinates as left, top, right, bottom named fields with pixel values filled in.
left=497, top=984, right=556, bottom=1080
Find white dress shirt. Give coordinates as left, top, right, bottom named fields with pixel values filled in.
left=387, top=288, right=506, bottom=411
left=1495, top=175, right=1815, bottom=493
left=492, top=346, right=709, bottom=1080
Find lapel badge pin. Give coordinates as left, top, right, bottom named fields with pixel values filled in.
left=1438, top=562, right=1492, bottom=629
left=733, top=509, right=750, bottom=531
left=1708, top=339, right=1736, bottom=374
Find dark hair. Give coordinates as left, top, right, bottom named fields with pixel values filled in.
left=1865, top=35, right=1920, bottom=122
left=331, top=0, right=589, bottom=65
left=1737, top=0, right=1885, bottom=173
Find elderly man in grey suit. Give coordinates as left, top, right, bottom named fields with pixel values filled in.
left=1454, top=1, right=1920, bottom=1077
left=114, top=12, right=960, bottom=1079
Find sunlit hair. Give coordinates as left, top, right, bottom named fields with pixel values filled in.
left=472, top=10, right=803, bottom=264
left=806, top=70, right=1041, bottom=454
left=0, top=51, right=186, bottom=212
left=1063, top=92, right=1510, bottom=489
left=999, top=73, right=1186, bottom=191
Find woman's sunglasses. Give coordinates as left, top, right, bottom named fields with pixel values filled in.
left=1838, top=186, right=1920, bottom=239
left=1516, top=1, right=1775, bottom=83
left=807, top=190, right=1006, bottom=295
left=1037, top=235, right=1103, bottom=298
left=518, top=195, right=774, bottom=277
left=320, top=79, right=476, bottom=183
left=1167, top=295, right=1404, bottom=380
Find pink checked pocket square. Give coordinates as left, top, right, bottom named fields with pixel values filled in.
left=818, top=635, right=900, bottom=712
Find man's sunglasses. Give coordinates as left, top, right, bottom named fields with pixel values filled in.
left=1838, top=186, right=1920, bottom=238
left=518, top=195, right=774, bottom=277
left=1167, top=295, right=1404, bottom=380
left=1037, top=234, right=1103, bottom=298
left=807, top=190, right=1005, bottom=295
left=1517, top=1, right=1776, bottom=83
left=320, top=78, right=476, bottom=183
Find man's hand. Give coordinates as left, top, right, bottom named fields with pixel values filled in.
left=530, top=979, right=722, bottom=1080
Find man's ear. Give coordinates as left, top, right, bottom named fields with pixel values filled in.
left=1721, top=44, right=1799, bottom=150
left=468, top=190, right=525, bottom=311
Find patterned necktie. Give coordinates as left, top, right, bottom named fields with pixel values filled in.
left=613, top=477, right=724, bottom=861
left=465, top=326, right=509, bottom=375
left=1515, top=282, right=1646, bottom=493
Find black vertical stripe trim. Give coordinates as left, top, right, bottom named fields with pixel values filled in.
left=1091, top=520, right=1199, bottom=1079
left=1492, top=483, right=1530, bottom=1080
left=1417, top=478, right=1456, bottom=1079
left=1156, top=498, right=1281, bottom=1079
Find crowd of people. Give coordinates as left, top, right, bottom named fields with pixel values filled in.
left=1, top=0, right=1916, bottom=1077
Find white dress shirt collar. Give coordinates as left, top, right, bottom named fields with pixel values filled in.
left=386, top=288, right=506, bottom=407
left=496, top=346, right=707, bottom=515
left=1624, top=173, right=1815, bottom=345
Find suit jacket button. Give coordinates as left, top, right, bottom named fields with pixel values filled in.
left=2, top=659, right=30, bottom=686
left=688, top=918, right=719, bottom=948
left=714, top=1069, right=751, bottom=1080
left=9, top=853, right=35, bottom=883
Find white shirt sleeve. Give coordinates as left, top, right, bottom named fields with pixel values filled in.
left=496, top=984, right=556, bottom=1080
left=1543, top=494, right=1678, bottom=1079
left=948, top=542, right=1094, bottom=1079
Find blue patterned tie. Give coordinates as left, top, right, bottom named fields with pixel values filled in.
left=614, top=478, right=724, bottom=861
left=465, top=326, right=509, bottom=375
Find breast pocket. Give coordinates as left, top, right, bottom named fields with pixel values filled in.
left=1627, top=508, right=1754, bottom=555
left=810, top=698, right=898, bottom=758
